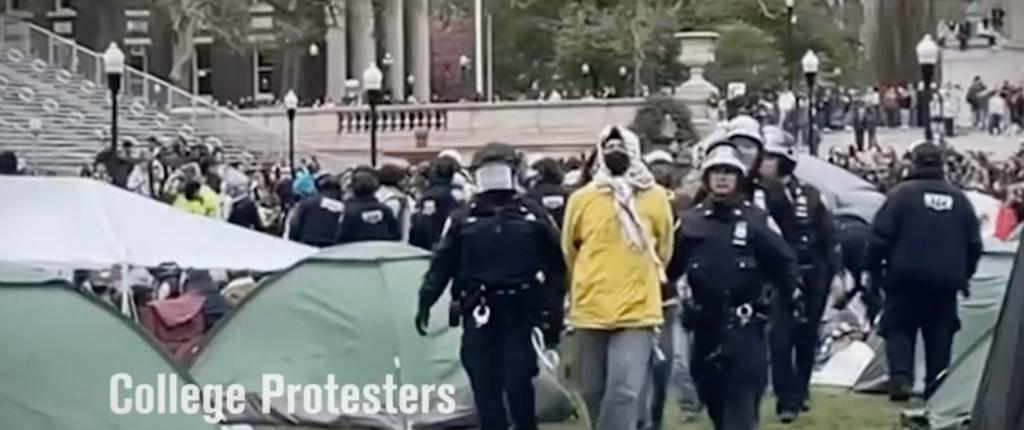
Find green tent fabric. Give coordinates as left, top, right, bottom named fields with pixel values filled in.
left=970, top=239, right=1024, bottom=430
left=191, top=241, right=574, bottom=429
left=924, top=240, right=1018, bottom=429
left=0, top=263, right=217, bottom=430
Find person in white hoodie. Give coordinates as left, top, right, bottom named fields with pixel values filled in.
left=989, top=91, right=1009, bottom=135
left=375, top=163, right=415, bottom=242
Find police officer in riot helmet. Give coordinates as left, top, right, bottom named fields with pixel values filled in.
left=668, top=143, right=800, bottom=430
left=866, top=141, right=982, bottom=402
left=526, top=157, right=568, bottom=228
left=760, top=126, right=840, bottom=422
left=337, top=169, right=401, bottom=244
left=286, top=173, right=345, bottom=247
left=415, top=142, right=566, bottom=430
left=409, top=156, right=464, bottom=250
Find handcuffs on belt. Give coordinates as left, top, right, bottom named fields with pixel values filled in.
left=735, top=303, right=754, bottom=326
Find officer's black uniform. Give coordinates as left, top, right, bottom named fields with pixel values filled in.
left=772, top=176, right=838, bottom=415
left=834, top=214, right=882, bottom=322
left=670, top=145, right=801, bottom=430
left=526, top=182, right=567, bottom=228
left=409, top=159, right=463, bottom=250
left=286, top=177, right=345, bottom=247
left=670, top=198, right=800, bottom=430
left=866, top=142, right=982, bottom=400
left=337, top=196, right=400, bottom=243
left=337, top=171, right=401, bottom=244
left=415, top=143, right=565, bottom=430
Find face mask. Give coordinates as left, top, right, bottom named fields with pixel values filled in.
left=475, top=163, right=515, bottom=192
left=604, top=151, right=631, bottom=176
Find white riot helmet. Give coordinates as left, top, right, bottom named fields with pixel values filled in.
left=643, top=149, right=675, bottom=166
left=725, top=115, right=764, bottom=146
left=701, top=143, right=748, bottom=177
left=762, top=126, right=798, bottom=164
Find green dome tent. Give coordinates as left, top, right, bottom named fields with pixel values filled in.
left=191, top=241, right=574, bottom=429
left=0, top=262, right=218, bottom=430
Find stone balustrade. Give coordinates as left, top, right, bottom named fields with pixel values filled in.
left=236, top=97, right=716, bottom=163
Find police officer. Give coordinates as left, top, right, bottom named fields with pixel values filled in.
left=526, top=157, right=568, bottom=228
left=668, top=143, right=800, bottom=430
left=409, top=157, right=464, bottom=250
left=759, top=126, right=839, bottom=421
left=286, top=173, right=345, bottom=247
left=414, top=142, right=566, bottom=430
left=866, top=141, right=982, bottom=401
left=337, top=170, right=401, bottom=244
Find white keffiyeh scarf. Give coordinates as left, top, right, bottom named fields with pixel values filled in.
left=591, top=126, right=664, bottom=281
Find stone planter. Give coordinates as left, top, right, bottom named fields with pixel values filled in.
left=674, top=31, right=721, bottom=132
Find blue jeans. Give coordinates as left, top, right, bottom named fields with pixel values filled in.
left=575, top=328, right=654, bottom=430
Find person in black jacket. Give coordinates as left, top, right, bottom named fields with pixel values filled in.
left=409, top=157, right=463, bottom=250
left=338, top=170, right=401, bottom=244
left=760, top=126, right=839, bottom=421
left=286, top=173, right=345, bottom=247
left=526, top=157, right=567, bottom=228
left=866, top=141, right=982, bottom=401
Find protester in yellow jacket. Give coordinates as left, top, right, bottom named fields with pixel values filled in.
left=561, top=125, right=674, bottom=430
left=172, top=179, right=221, bottom=218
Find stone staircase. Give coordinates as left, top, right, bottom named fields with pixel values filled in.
left=0, top=18, right=284, bottom=175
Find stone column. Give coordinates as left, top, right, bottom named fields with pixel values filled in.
left=348, top=0, right=376, bottom=85
left=383, top=0, right=406, bottom=99
left=325, top=1, right=348, bottom=101
left=406, top=0, right=430, bottom=102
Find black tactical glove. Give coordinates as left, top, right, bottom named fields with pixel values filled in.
left=539, top=310, right=563, bottom=349
left=414, top=307, right=430, bottom=336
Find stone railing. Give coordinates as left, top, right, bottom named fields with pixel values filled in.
left=238, top=97, right=718, bottom=166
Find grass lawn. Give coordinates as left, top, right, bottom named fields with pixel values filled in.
left=541, top=387, right=903, bottom=430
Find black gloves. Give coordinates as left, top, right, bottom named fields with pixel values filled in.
left=415, top=307, right=430, bottom=336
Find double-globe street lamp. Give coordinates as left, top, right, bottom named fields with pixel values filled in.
left=284, top=90, right=298, bottom=175
left=802, top=49, right=819, bottom=156
left=103, top=43, right=125, bottom=155
left=363, top=63, right=384, bottom=167
left=916, top=34, right=939, bottom=143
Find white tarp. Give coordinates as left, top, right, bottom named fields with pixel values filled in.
left=0, top=176, right=316, bottom=271
left=965, top=190, right=1002, bottom=240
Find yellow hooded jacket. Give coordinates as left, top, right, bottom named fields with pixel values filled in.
left=172, top=185, right=221, bottom=218
left=561, top=183, right=675, bottom=329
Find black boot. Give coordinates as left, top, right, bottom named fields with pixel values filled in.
left=889, top=376, right=912, bottom=402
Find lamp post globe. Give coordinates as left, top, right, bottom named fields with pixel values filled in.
left=916, top=34, right=939, bottom=142
left=802, top=49, right=819, bottom=155
left=363, top=64, right=384, bottom=167
left=103, top=42, right=125, bottom=155
left=308, top=43, right=320, bottom=57
left=284, top=90, right=299, bottom=176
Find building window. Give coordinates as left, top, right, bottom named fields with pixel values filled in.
left=195, top=44, right=213, bottom=96
left=254, top=47, right=274, bottom=96
left=54, top=0, right=72, bottom=10
left=8, top=0, right=25, bottom=11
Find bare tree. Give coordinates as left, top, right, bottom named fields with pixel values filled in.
left=154, top=0, right=251, bottom=90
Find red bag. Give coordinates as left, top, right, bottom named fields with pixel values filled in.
left=994, top=205, right=1018, bottom=240
left=138, top=292, right=206, bottom=363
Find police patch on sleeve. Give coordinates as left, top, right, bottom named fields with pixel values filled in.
left=541, top=195, right=565, bottom=210
left=420, top=200, right=436, bottom=216
left=923, top=192, right=953, bottom=212
left=361, top=209, right=384, bottom=224
left=320, top=198, right=345, bottom=213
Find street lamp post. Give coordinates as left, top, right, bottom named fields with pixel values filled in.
left=363, top=63, right=384, bottom=167
left=618, top=66, right=628, bottom=97
left=581, top=63, right=593, bottom=94
left=786, top=0, right=795, bottom=90
left=284, top=90, right=298, bottom=175
left=459, top=54, right=471, bottom=99
left=916, top=34, right=939, bottom=143
left=802, top=49, right=819, bottom=156
left=103, top=43, right=124, bottom=155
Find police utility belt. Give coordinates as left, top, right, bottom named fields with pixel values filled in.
left=449, top=280, right=539, bottom=328
left=683, top=220, right=770, bottom=330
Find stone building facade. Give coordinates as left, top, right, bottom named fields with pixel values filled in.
left=2, top=0, right=433, bottom=105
